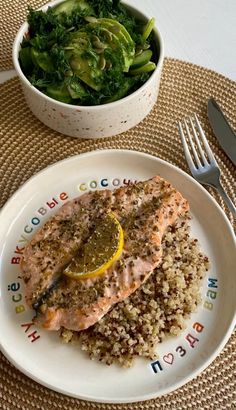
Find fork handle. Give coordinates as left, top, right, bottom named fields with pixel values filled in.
left=214, top=181, right=236, bottom=218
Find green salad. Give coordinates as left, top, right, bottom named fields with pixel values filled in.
left=19, top=0, right=158, bottom=105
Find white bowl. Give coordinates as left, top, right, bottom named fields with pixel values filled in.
left=13, top=0, right=164, bottom=139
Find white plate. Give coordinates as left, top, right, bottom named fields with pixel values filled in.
left=0, top=149, right=235, bottom=403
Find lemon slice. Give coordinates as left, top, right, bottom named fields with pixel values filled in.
left=63, top=213, right=124, bottom=280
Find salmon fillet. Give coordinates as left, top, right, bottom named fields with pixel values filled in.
left=20, top=176, right=189, bottom=331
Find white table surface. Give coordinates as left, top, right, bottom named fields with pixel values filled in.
left=1, top=0, right=236, bottom=83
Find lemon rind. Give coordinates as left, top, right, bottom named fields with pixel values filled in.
left=64, top=214, right=124, bottom=280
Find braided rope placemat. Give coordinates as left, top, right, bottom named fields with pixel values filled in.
left=0, top=58, right=236, bottom=409
left=0, top=0, right=47, bottom=71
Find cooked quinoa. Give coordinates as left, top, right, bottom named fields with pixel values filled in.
left=61, top=215, right=209, bottom=367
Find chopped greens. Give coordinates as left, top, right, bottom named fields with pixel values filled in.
left=19, top=0, right=158, bottom=105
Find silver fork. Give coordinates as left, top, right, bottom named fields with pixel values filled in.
left=178, top=114, right=236, bottom=217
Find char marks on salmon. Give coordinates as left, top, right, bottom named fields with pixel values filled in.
left=20, top=176, right=189, bottom=331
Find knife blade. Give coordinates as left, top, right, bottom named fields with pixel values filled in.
left=207, top=97, right=236, bottom=166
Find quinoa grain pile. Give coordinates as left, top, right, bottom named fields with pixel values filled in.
left=61, top=216, right=209, bottom=367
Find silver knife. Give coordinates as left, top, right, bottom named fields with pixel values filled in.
left=207, top=97, right=236, bottom=166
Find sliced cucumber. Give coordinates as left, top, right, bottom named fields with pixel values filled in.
left=99, top=18, right=134, bottom=47
left=131, top=50, right=152, bottom=69
left=46, top=83, right=73, bottom=103
left=88, top=18, right=135, bottom=71
left=67, top=79, right=87, bottom=99
left=67, top=22, right=134, bottom=90
left=53, top=0, right=93, bottom=16
left=66, top=31, right=103, bottom=91
left=129, top=61, right=156, bottom=75
left=141, top=17, right=155, bottom=43
left=31, top=48, right=54, bottom=72
left=91, top=25, right=129, bottom=70
left=100, top=18, right=135, bottom=65
left=69, top=52, right=102, bottom=91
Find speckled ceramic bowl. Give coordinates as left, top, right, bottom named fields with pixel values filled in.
left=13, top=0, right=164, bottom=139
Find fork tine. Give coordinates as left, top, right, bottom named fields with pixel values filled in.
left=189, top=117, right=208, bottom=166
left=193, top=114, right=217, bottom=164
left=183, top=119, right=202, bottom=168
left=178, top=121, right=196, bottom=171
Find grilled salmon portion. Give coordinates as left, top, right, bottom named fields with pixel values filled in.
left=20, top=176, right=189, bottom=331
left=21, top=189, right=113, bottom=307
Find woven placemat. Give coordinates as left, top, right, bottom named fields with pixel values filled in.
left=0, top=58, right=236, bottom=409
left=0, top=0, right=47, bottom=71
